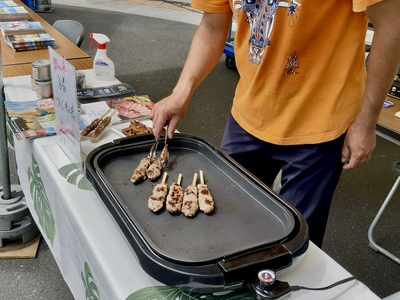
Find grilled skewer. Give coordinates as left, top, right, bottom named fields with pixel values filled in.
left=131, top=138, right=159, bottom=184
left=146, top=134, right=169, bottom=181
left=81, top=108, right=111, bottom=136
left=197, top=170, right=215, bottom=214
left=90, top=110, right=116, bottom=142
left=181, top=173, right=199, bottom=218
left=166, top=174, right=184, bottom=213
left=146, top=157, right=164, bottom=181
left=131, top=157, right=151, bottom=184
left=148, top=172, right=168, bottom=212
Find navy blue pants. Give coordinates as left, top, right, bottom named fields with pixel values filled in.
left=221, top=114, right=344, bottom=247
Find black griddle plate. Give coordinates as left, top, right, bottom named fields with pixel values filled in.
left=85, top=133, right=308, bottom=289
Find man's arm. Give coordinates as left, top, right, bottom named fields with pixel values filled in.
left=342, top=0, right=400, bottom=169
left=151, top=11, right=233, bottom=138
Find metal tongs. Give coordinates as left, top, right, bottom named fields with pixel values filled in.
left=148, top=131, right=169, bottom=168
left=148, top=136, right=159, bottom=163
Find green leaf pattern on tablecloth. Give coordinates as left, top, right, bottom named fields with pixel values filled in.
left=125, top=286, right=254, bottom=300
left=5, top=109, right=15, bottom=149
left=27, top=154, right=55, bottom=246
left=7, top=127, right=14, bottom=148
left=58, top=163, right=93, bottom=191
left=81, top=261, right=101, bottom=300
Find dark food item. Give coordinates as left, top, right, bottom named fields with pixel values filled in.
left=148, top=172, right=168, bottom=212
left=166, top=174, right=184, bottom=213
left=91, top=116, right=111, bottom=139
left=131, top=157, right=151, bottom=184
left=181, top=173, right=199, bottom=218
left=81, top=108, right=115, bottom=143
left=197, top=170, right=215, bottom=214
left=121, top=120, right=153, bottom=137
left=80, top=118, right=100, bottom=136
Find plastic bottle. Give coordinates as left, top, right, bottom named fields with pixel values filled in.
left=89, top=33, right=115, bottom=81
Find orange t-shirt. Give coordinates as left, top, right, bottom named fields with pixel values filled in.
left=192, top=0, right=381, bottom=145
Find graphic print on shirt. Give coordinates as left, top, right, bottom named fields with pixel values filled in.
left=284, top=51, right=299, bottom=75
left=233, top=0, right=301, bottom=65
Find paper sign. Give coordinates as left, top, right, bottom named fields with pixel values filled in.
left=49, top=47, right=82, bottom=171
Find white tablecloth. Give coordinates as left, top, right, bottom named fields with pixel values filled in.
left=3, top=74, right=381, bottom=300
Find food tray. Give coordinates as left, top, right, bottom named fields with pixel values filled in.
left=85, top=133, right=308, bottom=290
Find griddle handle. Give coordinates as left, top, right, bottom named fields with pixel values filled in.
left=218, top=244, right=292, bottom=285
left=114, top=133, right=155, bottom=146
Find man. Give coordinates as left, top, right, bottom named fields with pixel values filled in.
left=150, top=0, right=400, bottom=247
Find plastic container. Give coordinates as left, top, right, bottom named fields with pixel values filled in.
left=89, top=33, right=115, bottom=81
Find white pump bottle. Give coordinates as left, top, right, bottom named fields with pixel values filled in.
left=90, top=33, right=115, bottom=81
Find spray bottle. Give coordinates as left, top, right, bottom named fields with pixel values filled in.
left=89, top=33, right=115, bottom=81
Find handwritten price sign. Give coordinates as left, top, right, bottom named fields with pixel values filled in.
left=49, top=47, right=82, bottom=171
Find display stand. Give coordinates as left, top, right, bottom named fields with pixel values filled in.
left=0, top=82, right=39, bottom=251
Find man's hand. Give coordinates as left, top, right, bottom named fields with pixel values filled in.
left=341, top=121, right=376, bottom=170
left=150, top=93, right=190, bottom=138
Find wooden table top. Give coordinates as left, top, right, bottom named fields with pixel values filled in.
left=377, top=95, right=400, bottom=139
left=1, top=0, right=90, bottom=67
left=2, top=57, right=94, bottom=77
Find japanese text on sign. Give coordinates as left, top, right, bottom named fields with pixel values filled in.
left=49, top=47, right=82, bottom=171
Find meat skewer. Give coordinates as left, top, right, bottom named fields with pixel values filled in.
left=197, top=170, right=215, bottom=214
left=181, top=173, right=199, bottom=218
left=81, top=108, right=111, bottom=136
left=131, top=138, right=159, bottom=184
left=90, top=110, right=116, bottom=142
left=146, top=134, right=169, bottom=181
left=131, top=157, right=151, bottom=184
left=146, top=157, right=164, bottom=181
left=166, top=174, right=184, bottom=213
left=148, top=172, right=168, bottom=213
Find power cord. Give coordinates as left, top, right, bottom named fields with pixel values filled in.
left=251, top=270, right=358, bottom=299
left=290, top=276, right=357, bottom=292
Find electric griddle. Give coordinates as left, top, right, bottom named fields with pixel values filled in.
left=85, top=133, right=309, bottom=293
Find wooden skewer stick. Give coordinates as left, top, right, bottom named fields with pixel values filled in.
left=109, top=109, right=116, bottom=118
left=177, top=173, right=182, bottom=186
left=161, top=172, right=168, bottom=184
left=100, top=108, right=112, bottom=119
left=100, top=108, right=115, bottom=121
left=192, top=173, right=198, bottom=186
left=199, top=170, right=205, bottom=184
